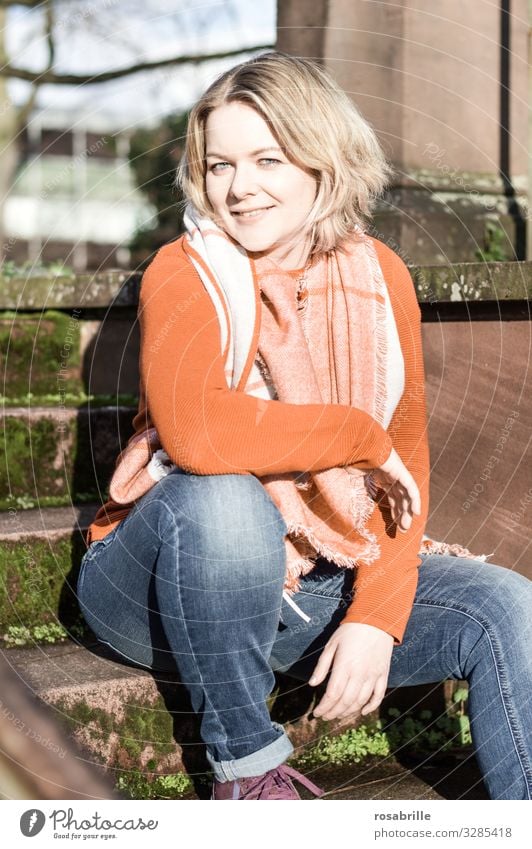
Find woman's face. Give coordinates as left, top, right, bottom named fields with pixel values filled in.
left=204, top=102, right=318, bottom=268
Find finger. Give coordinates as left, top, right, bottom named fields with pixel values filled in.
left=397, top=501, right=412, bottom=532
left=386, top=491, right=397, bottom=522
left=317, top=667, right=372, bottom=720
left=394, top=480, right=417, bottom=529
left=323, top=680, right=373, bottom=721
left=313, top=684, right=343, bottom=717
left=360, top=678, right=388, bottom=716
left=313, top=665, right=350, bottom=716
left=333, top=681, right=375, bottom=720
left=309, top=642, right=336, bottom=687
left=403, top=473, right=421, bottom=515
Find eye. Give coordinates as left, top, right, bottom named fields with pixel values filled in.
left=209, top=161, right=231, bottom=174
left=259, top=158, right=281, bottom=167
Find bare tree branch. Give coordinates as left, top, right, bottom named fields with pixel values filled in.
left=0, top=43, right=274, bottom=86
left=14, top=0, right=55, bottom=128
left=0, top=1, right=46, bottom=8
left=44, top=0, right=54, bottom=68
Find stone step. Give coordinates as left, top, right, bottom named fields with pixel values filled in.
left=0, top=302, right=140, bottom=399
left=0, top=642, right=486, bottom=799
left=0, top=502, right=98, bottom=634
left=0, top=501, right=99, bottom=542
left=1, top=640, right=354, bottom=778
left=0, top=405, right=135, bottom=505
left=4, top=641, right=477, bottom=798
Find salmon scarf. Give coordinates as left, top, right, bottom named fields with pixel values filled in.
left=109, top=206, right=485, bottom=591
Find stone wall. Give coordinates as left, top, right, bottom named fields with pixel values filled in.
left=277, top=0, right=529, bottom=262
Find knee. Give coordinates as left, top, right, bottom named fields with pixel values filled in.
left=455, top=567, right=531, bottom=679
left=152, top=470, right=287, bottom=571
left=476, top=566, right=531, bottom=632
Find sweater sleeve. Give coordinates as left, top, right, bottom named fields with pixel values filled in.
left=341, top=241, right=430, bottom=644
left=139, top=240, right=392, bottom=477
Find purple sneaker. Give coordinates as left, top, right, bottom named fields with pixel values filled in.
left=212, top=764, right=323, bottom=800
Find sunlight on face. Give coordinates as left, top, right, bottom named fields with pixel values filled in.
left=205, top=102, right=318, bottom=268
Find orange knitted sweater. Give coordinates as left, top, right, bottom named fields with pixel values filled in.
left=87, top=235, right=430, bottom=643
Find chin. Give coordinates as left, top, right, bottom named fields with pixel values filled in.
left=229, top=234, right=275, bottom=253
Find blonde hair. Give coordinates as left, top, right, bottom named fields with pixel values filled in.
left=177, top=52, right=392, bottom=254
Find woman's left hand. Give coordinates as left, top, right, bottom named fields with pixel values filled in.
left=309, top=622, right=394, bottom=720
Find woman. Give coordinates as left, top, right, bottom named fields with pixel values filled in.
left=77, top=53, right=532, bottom=800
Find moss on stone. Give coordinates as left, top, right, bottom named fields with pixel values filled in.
left=0, top=392, right=138, bottom=408
left=115, top=771, right=195, bottom=800
left=0, top=535, right=83, bottom=633
left=0, top=310, right=82, bottom=398
left=0, top=414, right=66, bottom=499
left=55, top=692, right=178, bottom=773
left=0, top=407, right=134, bottom=502
left=0, top=492, right=100, bottom=511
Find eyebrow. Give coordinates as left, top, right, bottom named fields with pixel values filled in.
left=205, top=146, right=284, bottom=158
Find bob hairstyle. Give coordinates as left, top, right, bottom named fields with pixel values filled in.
left=177, top=51, right=392, bottom=255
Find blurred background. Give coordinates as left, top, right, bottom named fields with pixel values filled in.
left=0, top=0, right=274, bottom=271
left=0, top=0, right=530, bottom=272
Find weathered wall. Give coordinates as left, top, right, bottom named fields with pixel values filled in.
left=277, top=0, right=529, bottom=263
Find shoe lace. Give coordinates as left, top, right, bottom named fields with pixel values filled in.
left=241, top=764, right=323, bottom=800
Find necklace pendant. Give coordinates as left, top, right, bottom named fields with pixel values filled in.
left=296, top=274, right=308, bottom=310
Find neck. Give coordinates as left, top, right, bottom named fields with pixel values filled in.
left=249, top=235, right=313, bottom=271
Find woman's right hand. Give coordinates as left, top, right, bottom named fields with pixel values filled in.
left=372, top=447, right=421, bottom=533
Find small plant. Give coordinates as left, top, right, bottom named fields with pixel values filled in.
left=1, top=491, right=102, bottom=510
left=475, top=221, right=511, bottom=262
left=2, top=621, right=69, bottom=647
left=6, top=494, right=36, bottom=510
left=294, top=697, right=472, bottom=771
left=452, top=686, right=472, bottom=746
left=116, top=771, right=195, bottom=799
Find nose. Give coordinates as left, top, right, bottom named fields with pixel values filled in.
left=228, top=163, right=258, bottom=200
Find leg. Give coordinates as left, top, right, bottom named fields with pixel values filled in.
left=270, top=559, right=356, bottom=680
left=269, top=554, right=532, bottom=800
left=388, top=554, right=532, bottom=800
left=77, top=468, right=292, bottom=781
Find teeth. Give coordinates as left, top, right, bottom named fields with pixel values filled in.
left=235, top=209, right=268, bottom=218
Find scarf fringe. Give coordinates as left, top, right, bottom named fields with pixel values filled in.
left=285, top=521, right=380, bottom=572
left=420, top=537, right=491, bottom=562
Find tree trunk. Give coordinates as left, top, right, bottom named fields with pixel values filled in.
left=0, top=7, right=20, bottom=263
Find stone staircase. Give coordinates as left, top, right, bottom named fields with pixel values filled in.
left=1, top=262, right=530, bottom=799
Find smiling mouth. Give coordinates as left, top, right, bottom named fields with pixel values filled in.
left=230, top=207, right=274, bottom=219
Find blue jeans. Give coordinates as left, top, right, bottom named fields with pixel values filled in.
left=77, top=469, right=532, bottom=799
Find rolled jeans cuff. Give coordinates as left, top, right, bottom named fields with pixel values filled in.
left=206, top=723, right=294, bottom=782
